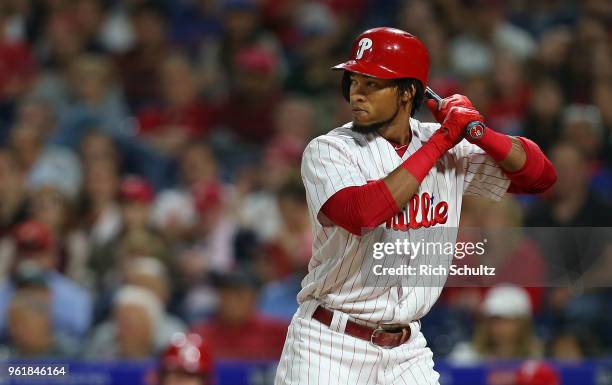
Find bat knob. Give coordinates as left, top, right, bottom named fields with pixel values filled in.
left=465, top=121, right=486, bottom=140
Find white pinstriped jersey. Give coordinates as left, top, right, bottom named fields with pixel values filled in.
left=299, top=118, right=511, bottom=325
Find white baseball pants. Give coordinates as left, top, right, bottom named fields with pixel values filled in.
left=274, top=299, right=441, bottom=385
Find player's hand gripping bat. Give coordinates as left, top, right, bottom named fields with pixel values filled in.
left=424, top=87, right=486, bottom=139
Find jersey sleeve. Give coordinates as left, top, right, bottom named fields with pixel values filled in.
left=301, top=136, right=368, bottom=223
left=455, top=141, right=511, bottom=201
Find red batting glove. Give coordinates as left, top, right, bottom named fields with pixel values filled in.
left=426, top=94, right=475, bottom=124
left=439, top=106, right=484, bottom=147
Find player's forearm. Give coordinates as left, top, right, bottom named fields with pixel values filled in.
left=505, top=137, right=557, bottom=193
left=470, top=128, right=556, bottom=193
left=497, top=137, right=527, bottom=172
left=468, top=126, right=525, bottom=172
left=383, top=165, right=422, bottom=208
left=386, top=132, right=452, bottom=208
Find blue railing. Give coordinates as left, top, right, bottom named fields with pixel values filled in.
left=1, top=359, right=611, bottom=385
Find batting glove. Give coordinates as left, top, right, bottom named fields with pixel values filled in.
left=425, top=94, right=474, bottom=124
left=436, top=106, right=484, bottom=147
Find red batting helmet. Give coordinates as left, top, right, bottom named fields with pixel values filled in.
left=332, top=27, right=430, bottom=87
left=160, top=333, right=213, bottom=377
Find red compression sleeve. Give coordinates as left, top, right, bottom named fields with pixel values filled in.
left=402, top=132, right=450, bottom=182
left=470, top=126, right=513, bottom=162
left=321, top=180, right=399, bottom=236
left=506, top=137, right=557, bottom=194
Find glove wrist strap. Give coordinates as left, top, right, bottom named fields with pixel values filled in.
left=466, top=125, right=512, bottom=162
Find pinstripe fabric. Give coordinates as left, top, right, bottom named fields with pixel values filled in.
left=275, top=300, right=441, bottom=385
left=275, top=118, right=511, bottom=385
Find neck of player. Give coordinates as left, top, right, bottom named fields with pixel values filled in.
left=377, top=103, right=413, bottom=145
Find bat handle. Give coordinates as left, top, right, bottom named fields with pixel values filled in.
left=424, top=87, right=442, bottom=104
left=424, top=86, right=486, bottom=140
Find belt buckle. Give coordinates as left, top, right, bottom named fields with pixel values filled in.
left=370, top=326, right=392, bottom=349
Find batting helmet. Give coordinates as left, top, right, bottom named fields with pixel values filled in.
left=159, top=333, right=213, bottom=377
left=332, top=27, right=430, bottom=87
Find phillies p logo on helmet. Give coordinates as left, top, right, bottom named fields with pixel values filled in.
left=356, top=38, right=373, bottom=59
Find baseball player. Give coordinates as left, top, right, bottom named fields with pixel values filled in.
left=274, top=27, right=557, bottom=385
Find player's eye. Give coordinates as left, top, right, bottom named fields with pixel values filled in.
left=368, top=81, right=379, bottom=88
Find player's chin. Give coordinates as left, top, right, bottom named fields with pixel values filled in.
left=351, top=119, right=380, bottom=134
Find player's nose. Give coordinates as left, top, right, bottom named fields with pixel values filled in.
left=350, top=92, right=367, bottom=104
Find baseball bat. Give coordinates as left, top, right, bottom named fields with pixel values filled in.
left=424, top=86, right=442, bottom=104
left=424, top=86, right=485, bottom=139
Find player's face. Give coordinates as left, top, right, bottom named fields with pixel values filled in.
left=349, top=73, right=400, bottom=133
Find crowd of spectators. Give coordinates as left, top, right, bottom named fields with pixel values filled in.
left=0, top=0, right=610, bottom=366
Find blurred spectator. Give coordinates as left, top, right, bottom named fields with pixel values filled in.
left=0, top=148, right=27, bottom=236
left=167, top=0, right=222, bottom=51
left=177, top=181, right=238, bottom=288
left=531, top=26, right=572, bottom=83
left=178, top=142, right=219, bottom=190
left=447, top=197, right=546, bottom=312
left=2, top=277, right=75, bottom=358
left=522, top=78, right=564, bottom=154
left=266, top=96, right=313, bottom=164
left=549, top=332, right=585, bottom=361
left=527, top=143, right=612, bottom=226
left=97, top=0, right=137, bottom=54
left=72, top=0, right=109, bottom=54
left=89, top=175, right=176, bottom=290
left=236, top=98, right=313, bottom=242
left=87, top=285, right=185, bottom=359
left=257, top=177, right=310, bottom=320
left=151, top=190, right=197, bottom=248
left=0, top=11, right=35, bottom=108
left=191, top=269, right=287, bottom=360
left=137, top=53, right=214, bottom=156
left=115, top=1, right=171, bottom=109
left=80, top=158, right=122, bottom=261
left=37, top=11, right=85, bottom=70
left=284, top=2, right=337, bottom=96
left=562, top=16, right=608, bottom=104
left=0, top=220, right=92, bottom=343
left=79, top=130, right=120, bottom=167
left=158, top=332, right=213, bottom=385
left=118, top=175, right=155, bottom=236
left=257, top=176, right=311, bottom=281
left=561, top=104, right=605, bottom=169
left=217, top=0, right=280, bottom=77
left=449, top=0, right=536, bottom=77
left=397, top=0, right=435, bottom=39
left=25, top=143, right=90, bottom=282
left=214, top=45, right=283, bottom=146
left=116, top=257, right=186, bottom=339
left=487, top=53, right=530, bottom=135
left=450, top=285, right=542, bottom=364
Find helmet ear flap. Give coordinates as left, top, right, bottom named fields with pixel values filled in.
left=341, top=71, right=351, bottom=102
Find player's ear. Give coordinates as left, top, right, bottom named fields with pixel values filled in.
left=400, top=83, right=415, bottom=103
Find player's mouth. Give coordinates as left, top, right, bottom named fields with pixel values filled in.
left=352, top=107, right=368, bottom=118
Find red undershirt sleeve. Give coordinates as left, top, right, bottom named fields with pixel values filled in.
left=321, top=180, right=400, bottom=236
left=506, top=137, right=557, bottom=194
